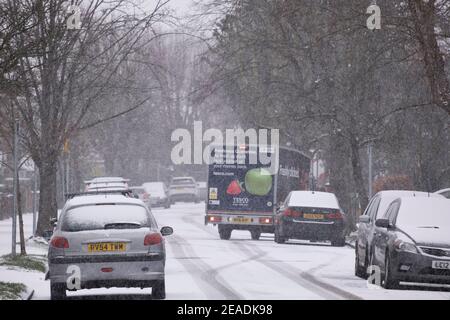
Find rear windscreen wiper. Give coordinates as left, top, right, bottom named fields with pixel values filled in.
left=417, top=226, right=439, bottom=229
left=104, top=222, right=142, bottom=229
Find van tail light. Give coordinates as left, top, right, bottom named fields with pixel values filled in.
left=259, top=217, right=273, bottom=224
left=144, top=233, right=162, bottom=246
left=50, top=236, right=69, bottom=248
left=327, top=211, right=343, bottom=219
left=208, top=216, right=222, bottom=223
left=283, top=208, right=302, bottom=218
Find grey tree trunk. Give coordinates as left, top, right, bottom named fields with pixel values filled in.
left=35, top=159, right=58, bottom=236
left=350, top=140, right=369, bottom=212
left=16, top=174, right=26, bottom=255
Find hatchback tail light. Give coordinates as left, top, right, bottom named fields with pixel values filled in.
left=144, top=233, right=163, bottom=246
left=283, top=208, right=302, bottom=218
left=143, top=192, right=150, bottom=200
left=50, top=236, right=69, bottom=248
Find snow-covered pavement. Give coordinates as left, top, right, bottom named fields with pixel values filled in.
left=1, top=204, right=450, bottom=300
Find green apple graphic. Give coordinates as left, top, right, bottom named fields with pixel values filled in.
left=244, top=168, right=273, bottom=196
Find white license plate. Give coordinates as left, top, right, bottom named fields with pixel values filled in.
left=432, top=261, right=450, bottom=270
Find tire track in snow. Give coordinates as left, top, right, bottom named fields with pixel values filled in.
left=168, top=233, right=243, bottom=300
left=182, top=215, right=362, bottom=300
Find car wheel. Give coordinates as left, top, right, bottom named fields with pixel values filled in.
left=382, top=254, right=400, bottom=290
left=250, top=230, right=261, bottom=240
left=50, top=282, right=67, bottom=300
left=331, top=236, right=346, bottom=247
left=152, top=280, right=166, bottom=300
left=218, top=225, right=232, bottom=240
left=355, top=244, right=368, bottom=279
left=164, top=201, right=170, bottom=209
left=274, top=226, right=286, bottom=244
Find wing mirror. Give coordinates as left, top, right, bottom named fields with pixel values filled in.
left=160, top=226, right=173, bottom=236
left=50, top=218, right=58, bottom=227
left=358, top=215, right=370, bottom=224
left=375, top=218, right=392, bottom=229
left=42, top=230, right=54, bottom=241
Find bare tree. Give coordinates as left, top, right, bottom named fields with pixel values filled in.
left=1, top=0, right=170, bottom=235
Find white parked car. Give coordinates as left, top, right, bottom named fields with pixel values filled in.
left=130, top=186, right=150, bottom=207
left=168, top=177, right=199, bottom=204
left=48, top=193, right=173, bottom=300
left=143, top=182, right=170, bottom=209
left=435, top=188, right=450, bottom=199
left=84, top=177, right=130, bottom=192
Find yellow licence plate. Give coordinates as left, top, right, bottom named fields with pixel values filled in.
left=303, top=214, right=324, bottom=220
left=88, top=242, right=126, bottom=252
left=233, top=217, right=251, bottom=224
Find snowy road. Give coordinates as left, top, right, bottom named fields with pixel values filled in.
left=2, top=203, right=450, bottom=300
left=156, top=203, right=450, bottom=300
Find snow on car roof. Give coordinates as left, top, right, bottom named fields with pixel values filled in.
left=396, top=197, right=450, bottom=226
left=66, top=194, right=145, bottom=208
left=288, top=191, right=340, bottom=209
left=435, top=188, right=450, bottom=198
left=376, top=190, right=443, bottom=197
left=375, top=190, right=444, bottom=219
left=85, top=177, right=130, bottom=184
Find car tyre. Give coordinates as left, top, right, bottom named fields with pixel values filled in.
left=382, top=254, right=400, bottom=290
left=274, top=226, right=286, bottom=244
left=218, top=225, right=232, bottom=240
left=50, top=282, right=67, bottom=300
left=164, top=200, right=170, bottom=209
left=355, top=245, right=368, bottom=279
left=250, top=230, right=261, bottom=240
left=152, top=280, right=166, bottom=300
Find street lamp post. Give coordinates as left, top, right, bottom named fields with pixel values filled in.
left=11, top=119, right=19, bottom=256
left=368, top=143, right=373, bottom=198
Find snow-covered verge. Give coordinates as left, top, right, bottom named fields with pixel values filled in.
left=0, top=214, right=49, bottom=300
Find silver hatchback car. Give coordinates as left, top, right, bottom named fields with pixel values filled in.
left=48, top=194, right=173, bottom=300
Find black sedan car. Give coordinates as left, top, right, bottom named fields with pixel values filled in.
left=371, top=197, right=450, bottom=289
left=274, top=191, right=347, bottom=246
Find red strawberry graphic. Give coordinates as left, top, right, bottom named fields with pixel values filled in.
left=227, top=179, right=243, bottom=195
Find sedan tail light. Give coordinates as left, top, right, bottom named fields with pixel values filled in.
left=283, top=208, right=302, bottom=218
left=144, top=233, right=162, bottom=246
left=50, top=236, right=69, bottom=248
left=327, top=211, right=343, bottom=219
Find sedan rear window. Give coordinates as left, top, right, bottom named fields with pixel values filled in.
left=61, top=204, right=151, bottom=232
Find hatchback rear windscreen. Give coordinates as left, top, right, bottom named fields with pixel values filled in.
left=61, top=204, right=151, bottom=232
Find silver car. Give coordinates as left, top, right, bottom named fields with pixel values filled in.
left=48, top=194, right=173, bottom=300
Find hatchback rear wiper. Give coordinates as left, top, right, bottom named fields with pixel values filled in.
left=104, top=222, right=142, bottom=229
left=417, top=226, right=439, bottom=229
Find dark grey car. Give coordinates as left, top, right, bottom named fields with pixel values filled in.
left=48, top=194, right=173, bottom=300
left=371, top=197, right=450, bottom=289
left=354, top=190, right=444, bottom=279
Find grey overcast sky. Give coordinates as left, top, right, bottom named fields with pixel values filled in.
left=167, top=0, right=196, bottom=15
